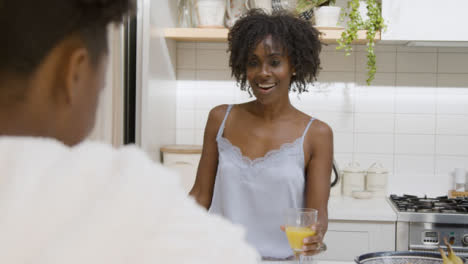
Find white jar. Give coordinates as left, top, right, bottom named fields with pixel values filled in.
left=195, top=0, right=226, bottom=28
left=366, top=162, right=388, bottom=197
left=342, top=162, right=366, bottom=196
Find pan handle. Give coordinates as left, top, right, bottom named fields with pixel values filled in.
left=331, top=159, right=339, bottom=187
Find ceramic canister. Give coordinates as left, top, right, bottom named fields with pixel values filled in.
left=366, top=162, right=388, bottom=197
left=196, top=0, right=226, bottom=28
left=342, top=162, right=366, bottom=196
left=226, top=0, right=248, bottom=27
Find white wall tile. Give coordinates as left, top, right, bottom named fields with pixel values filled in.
left=320, top=52, right=355, bottom=72
left=315, top=112, right=354, bottom=133
left=353, top=154, right=394, bottom=173
left=356, top=73, right=396, bottom=86
left=436, top=91, right=468, bottom=115
left=316, top=72, right=356, bottom=83
left=355, top=133, right=394, bottom=154
left=305, top=86, right=355, bottom=113
left=334, top=132, right=354, bottom=153
left=196, top=49, right=229, bottom=70
left=195, top=129, right=205, bottom=145
left=354, top=113, right=394, bottom=133
left=176, top=129, right=195, bottom=145
left=396, top=73, right=437, bottom=87
left=437, top=74, right=468, bottom=88
left=356, top=52, right=396, bottom=73
left=355, top=85, right=395, bottom=113
left=396, top=47, right=437, bottom=53
left=197, top=70, right=232, bottom=81
left=395, top=134, right=435, bottom=155
left=195, top=110, right=210, bottom=129
left=177, top=48, right=196, bottom=69
left=436, top=115, right=468, bottom=135
left=176, top=42, right=196, bottom=49
left=438, top=53, right=468, bottom=73
left=396, top=53, right=437, bottom=73
left=197, top=42, right=228, bottom=50
left=438, top=47, right=468, bottom=53
left=355, top=45, right=397, bottom=52
left=436, top=156, right=468, bottom=185
left=394, top=155, right=435, bottom=176
left=436, top=135, right=468, bottom=156
left=395, top=114, right=435, bottom=134
left=176, top=110, right=195, bottom=129
left=395, top=87, right=436, bottom=114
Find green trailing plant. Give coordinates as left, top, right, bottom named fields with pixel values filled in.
left=296, top=0, right=336, bottom=14
left=337, top=0, right=385, bottom=85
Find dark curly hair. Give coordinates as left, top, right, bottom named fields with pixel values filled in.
left=0, top=0, right=135, bottom=75
left=228, top=9, right=322, bottom=94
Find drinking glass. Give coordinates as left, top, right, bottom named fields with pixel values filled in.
left=285, top=208, right=318, bottom=263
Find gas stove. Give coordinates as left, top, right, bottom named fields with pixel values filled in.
left=388, top=194, right=468, bottom=256
left=389, top=194, right=468, bottom=224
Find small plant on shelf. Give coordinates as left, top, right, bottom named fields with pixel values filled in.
left=337, top=0, right=385, bottom=85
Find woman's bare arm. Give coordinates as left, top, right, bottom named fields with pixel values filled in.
left=305, top=120, right=333, bottom=234
left=189, top=105, right=228, bottom=209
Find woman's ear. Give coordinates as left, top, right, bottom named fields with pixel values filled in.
left=64, top=47, right=89, bottom=104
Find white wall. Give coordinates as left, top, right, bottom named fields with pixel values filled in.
left=140, top=0, right=178, bottom=162
left=175, top=42, right=468, bottom=197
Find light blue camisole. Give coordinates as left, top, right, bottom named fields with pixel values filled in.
left=209, top=105, right=315, bottom=259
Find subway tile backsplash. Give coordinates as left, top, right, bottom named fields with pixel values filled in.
left=175, top=43, right=468, bottom=196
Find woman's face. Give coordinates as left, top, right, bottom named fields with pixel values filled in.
left=246, top=35, right=294, bottom=104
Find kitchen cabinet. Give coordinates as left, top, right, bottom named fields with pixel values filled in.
left=317, top=220, right=396, bottom=261
left=161, top=145, right=202, bottom=193
left=161, top=27, right=380, bottom=44
left=382, top=0, right=468, bottom=42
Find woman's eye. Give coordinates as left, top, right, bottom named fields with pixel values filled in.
left=247, top=60, right=257, bottom=67
left=271, top=60, right=280, bottom=66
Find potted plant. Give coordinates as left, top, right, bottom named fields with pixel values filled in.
left=337, top=0, right=385, bottom=85
left=296, top=0, right=341, bottom=27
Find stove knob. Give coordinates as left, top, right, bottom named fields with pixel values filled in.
left=463, top=235, right=468, bottom=246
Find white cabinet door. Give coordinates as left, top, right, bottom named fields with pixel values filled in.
left=316, top=220, right=395, bottom=261
left=163, top=152, right=201, bottom=193
left=382, top=0, right=468, bottom=41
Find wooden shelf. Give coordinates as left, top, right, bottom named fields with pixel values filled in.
left=162, top=27, right=380, bottom=44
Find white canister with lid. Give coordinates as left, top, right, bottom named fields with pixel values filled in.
left=366, top=162, right=388, bottom=197
left=342, top=161, right=366, bottom=196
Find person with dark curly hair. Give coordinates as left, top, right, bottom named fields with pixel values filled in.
left=190, top=9, right=333, bottom=259
left=0, top=1, right=259, bottom=263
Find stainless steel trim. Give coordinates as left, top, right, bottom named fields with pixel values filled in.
left=396, top=221, right=409, bottom=251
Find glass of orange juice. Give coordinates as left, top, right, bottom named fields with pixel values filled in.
left=285, top=208, right=318, bottom=263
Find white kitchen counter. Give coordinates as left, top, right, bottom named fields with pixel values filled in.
left=262, top=260, right=354, bottom=264
left=328, top=197, right=397, bottom=222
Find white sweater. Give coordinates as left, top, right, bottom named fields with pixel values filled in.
left=0, top=137, right=260, bottom=264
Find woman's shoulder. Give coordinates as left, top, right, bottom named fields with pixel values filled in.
left=294, top=110, right=333, bottom=138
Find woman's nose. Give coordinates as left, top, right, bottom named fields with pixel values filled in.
left=259, top=64, right=271, bottom=77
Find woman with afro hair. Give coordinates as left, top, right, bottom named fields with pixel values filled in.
left=190, top=9, right=333, bottom=259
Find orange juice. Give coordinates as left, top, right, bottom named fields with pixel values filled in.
left=285, top=226, right=316, bottom=251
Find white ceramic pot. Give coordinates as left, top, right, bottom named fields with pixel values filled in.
left=314, top=6, right=341, bottom=27
left=358, top=0, right=369, bottom=22
left=245, top=0, right=272, bottom=14
left=342, top=161, right=366, bottom=196
left=366, top=162, right=388, bottom=197
left=195, top=0, right=226, bottom=28
left=226, top=0, right=248, bottom=28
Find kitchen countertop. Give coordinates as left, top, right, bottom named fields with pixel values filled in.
left=328, top=197, right=397, bottom=222
left=262, top=260, right=354, bottom=264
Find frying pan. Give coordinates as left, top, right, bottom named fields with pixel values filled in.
left=355, top=251, right=467, bottom=264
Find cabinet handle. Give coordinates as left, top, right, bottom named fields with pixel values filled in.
left=174, top=161, right=191, bottom=165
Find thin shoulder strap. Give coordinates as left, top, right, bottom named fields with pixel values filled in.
left=216, top=105, right=234, bottom=139
left=301, top=117, right=316, bottom=142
